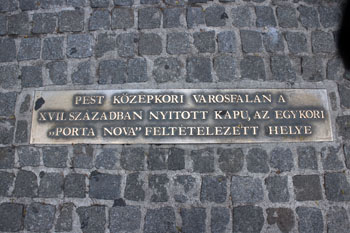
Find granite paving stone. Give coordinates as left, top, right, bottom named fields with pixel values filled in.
left=124, top=172, right=145, bottom=201
left=0, top=203, right=24, bottom=232
left=214, top=54, right=236, bottom=81
left=211, top=207, right=230, bottom=233
left=271, top=55, right=296, bottom=82
left=42, top=146, right=68, bottom=168
left=98, top=59, right=127, bottom=84
left=231, top=176, right=264, bottom=203
left=43, top=37, right=64, bottom=60
left=55, top=203, right=74, bottom=232
left=0, top=119, right=14, bottom=144
left=321, top=146, right=344, bottom=170
left=95, top=148, right=118, bottom=169
left=327, top=207, right=350, bottom=233
left=267, top=208, right=295, bottom=233
left=240, top=56, right=266, bottom=81
left=186, top=56, right=212, bottom=83
left=32, top=13, right=57, bottom=34
left=110, top=206, right=141, bottom=232
left=205, top=5, right=226, bottom=27
left=21, top=65, right=43, bottom=88
left=67, top=34, right=93, bottom=58
left=246, top=148, right=269, bottom=173
left=64, top=173, right=86, bottom=198
left=112, top=8, right=134, bottom=29
left=144, top=207, right=176, bottom=233
left=127, top=58, right=148, bottom=82
left=167, top=32, right=191, bottom=55
left=58, top=10, right=84, bottom=32
left=91, top=0, right=109, bottom=7
left=0, top=38, right=16, bottom=62
left=285, top=32, right=308, bottom=54
left=72, top=144, right=94, bottom=169
left=297, top=146, right=318, bottom=170
left=38, top=172, right=64, bottom=198
left=168, top=147, right=185, bottom=170
left=116, top=33, right=137, bottom=57
left=89, top=171, right=121, bottom=200
left=187, top=7, right=205, bottom=28
left=77, top=206, right=106, bottom=233
left=13, top=170, right=38, bottom=197
left=269, top=147, right=294, bottom=172
left=301, top=56, right=324, bottom=82
left=96, top=33, right=116, bottom=58
left=139, top=33, right=162, bottom=55
left=89, top=9, right=110, bottom=30
left=47, top=61, right=67, bottom=85
left=71, top=61, right=93, bottom=85
left=293, top=175, right=322, bottom=201
left=296, top=207, right=323, bottom=233
left=240, top=30, right=263, bottom=53
left=153, top=57, right=182, bottom=83
left=263, top=29, right=284, bottom=53
left=328, top=58, right=345, bottom=81
left=0, top=171, right=14, bottom=196
left=114, top=0, right=133, bottom=5
left=265, top=176, right=290, bottom=202
left=8, top=13, right=30, bottom=35
left=312, top=31, right=336, bottom=53
left=276, top=5, right=298, bottom=28
left=232, top=6, right=252, bottom=27
left=18, top=38, right=41, bottom=61
left=181, top=207, right=206, bottom=233
left=233, top=205, right=264, bottom=233
left=0, top=147, right=14, bottom=168
left=337, top=115, right=350, bottom=140
left=149, top=174, right=169, bottom=202
left=298, top=5, right=319, bottom=29
left=138, top=7, right=161, bottom=29
left=217, top=148, right=244, bottom=173
left=163, top=8, right=183, bottom=28
left=324, top=172, right=350, bottom=201
left=318, top=6, right=341, bottom=28
left=193, top=31, right=216, bottom=53
left=201, top=175, right=227, bottom=203
left=255, top=6, right=277, bottom=27
left=173, top=175, right=198, bottom=203
left=24, top=203, right=55, bottom=232
left=191, top=148, right=215, bottom=172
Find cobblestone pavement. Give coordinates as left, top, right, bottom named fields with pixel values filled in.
left=1, top=0, right=350, bottom=232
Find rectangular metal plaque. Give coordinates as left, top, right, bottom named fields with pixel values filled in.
left=30, top=89, right=333, bottom=144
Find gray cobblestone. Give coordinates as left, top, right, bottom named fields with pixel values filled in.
left=255, top=6, right=277, bottom=27
left=0, top=38, right=16, bottom=62
left=0, top=0, right=17, bottom=12
left=40, top=0, right=64, bottom=8
left=148, top=147, right=167, bottom=170
left=214, top=54, right=236, bottom=81
left=149, top=173, right=169, bottom=202
left=72, top=145, right=94, bottom=169
left=293, top=175, right=322, bottom=201
left=124, top=172, right=145, bottom=201
left=327, top=207, right=350, bottom=233
left=43, top=146, right=68, bottom=168
left=55, top=203, right=73, bottom=232
left=21, top=65, right=43, bottom=88
left=231, top=176, right=264, bottom=203
left=240, top=56, right=266, bottom=81
left=153, top=57, right=182, bottom=83
left=298, top=5, right=319, bottom=29
left=110, top=206, right=141, bottom=232
left=276, top=5, right=298, bottom=28
left=77, top=206, right=106, bottom=233
left=0, top=203, right=24, bottom=232
left=173, top=175, right=198, bottom=203
left=144, top=207, right=176, bottom=233
left=321, top=146, right=344, bottom=170
left=191, top=148, right=214, bottom=173
left=32, top=13, right=57, bottom=34
left=0, top=92, right=16, bottom=116
left=194, top=31, right=215, bottom=53
left=112, top=8, right=134, bottom=29
left=269, top=147, right=294, bottom=172
left=247, top=148, right=269, bottom=173
left=0, top=119, right=14, bottom=144
left=187, top=7, right=205, bottom=28
left=0, top=15, right=6, bottom=35
left=141, top=0, right=160, bottom=4
left=0, top=65, right=18, bottom=89
left=217, top=148, right=244, bottom=173
left=138, top=7, right=161, bottom=29
left=72, top=61, right=93, bottom=85
left=266, top=208, right=295, bottom=233
left=201, top=175, right=227, bottom=203
left=116, top=33, right=136, bottom=57
left=241, top=30, right=262, bottom=53
left=89, top=9, right=110, bottom=30
left=59, top=10, right=84, bottom=32
left=318, top=6, right=341, bottom=28
left=205, top=5, right=226, bottom=27
left=337, top=116, right=350, bottom=140
left=64, top=173, right=86, bottom=198
left=328, top=58, right=344, bottom=81
left=121, top=147, right=145, bottom=170
left=38, top=172, right=63, bottom=198
left=18, top=38, right=41, bottom=61
left=114, top=0, right=133, bottom=6
left=13, top=170, right=38, bottom=197
left=301, top=56, right=324, bottom=82
left=168, top=147, right=185, bottom=170
left=96, top=148, right=118, bottom=169
left=96, top=33, right=116, bottom=58
left=127, top=58, right=148, bottom=82
left=19, top=0, right=38, bottom=11
left=271, top=55, right=296, bottom=82
left=167, top=32, right=190, bottom=55
left=89, top=171, right=121, bottom=199
left=233, top=206, right=264, bottom=233
left=325, top=172, right=350, bottom=201
left=263, top=29, right=284, bottom=53
left=91, top=0, right=109, bottom=7
left=67, top=0, right=86, bottom=6
left=297, top=146, right=318, bottom=170
left=312, top=31, right=336, bottom=53
left=98, top=59, right=127, bottom=84
left=47, top=61, right=67, bottom=85
left=181, top=207, right=206, bottom=233
left=164, top=8, right=183, bottom=28
left=43, top=37, right=64, bottom=60
left=296, top=207, right=323, bottom=233
left=285, top=32, right=308, bottom=54
left=211, top=207, right=230, bottom=233
left=265, top=176, right=290, bottom=202
left=15, top=120, right=28, bottom=143
left=0, top=147, right=14, bottom=168
left=0, top=171, right=14, bottom=196
left=67, top=34, right=93, bottom=58
left=139, top=33, right=162, bottom=55
left=232, top=6, right=252, bottom=27
left=218, top=31, right=236, bottom=53
left=8, top=13, right=30, bottom=35
left=186, top=56, right=212, bottom=82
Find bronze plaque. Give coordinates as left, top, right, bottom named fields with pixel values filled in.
left=30, top=89, right=333, bottom=144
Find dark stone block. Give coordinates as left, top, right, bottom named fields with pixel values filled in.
left=327, top=207, right=350, bottom=233
left=89, top=171, right=121, bottom=200
left=336, top=115, right=350, bottom=140
left=98, top=59, right=127, bottom=84
left=43, top=146, right=68, bottom=168
left=18, top=38, right=41, bottom=61
left=205, top=5, right=226, bottom=27
left=301, top=56, right=324, bottom=82
left=321, top=146, right=344, bottom=170
left=67, top=34, right=93, bottom=58
left=153, top=57, right=182, bottom=83
left=38, top=172, right=64, bottom=198
left=211, top=207, right=230, bottom=233
left=191, top=148, right=214, bottom=173
left=144, top=207, right=176, bottom=233
left=246, top=147, right=269, bottom=173
left=58, top=10, right=84, bottom=32
left=214, top=54, right=236, bottom=81
left=168, top=147, right=185, bottom=170
left=89, top=9, right=110, bottom=30
left=112, top=8, right=134, bottom=29
left=72, top=61, right=93, bottom=85
left=20, top=94, right=30, bottom=113
left=233, top=205, right=264, bottom=233
left=0, top=65, right=19, bottom=89
left=263, top=30, right=284, bottom=52
left=267, top=208, right=295, bottom=233
left=116, top=33, right=136, bottom=58
left=164, top=8, right=183, bottom=28
left=325, top=172, right=350, bottom=201
left=201, top=175, right=227, bottom=203
left=72, top=144, right=94, bottom=169
left=13, top=170, right=38, bottom=197
left=138, top=7, right=161, bottom=29
left=127, top=58, right=148, bottom=83
left=139, top=33, right=162, bottom=55
left=77, top=206, right=106, bottom=233
left=298, top=5, right=319, bottom=29
left=0, top=147, right=14, bottom=169
left=255, top=6, right=276, bottom=27
left=121, top=147, right=145, bottom=170
left=95, top=148, right=118, bottom=169
left=193, top=31, right=216, bottom=53
left=312, top=31, right=336, bottom=53
left=8, top=13, right=30, bottom=35
left=241, top=30, right=263, bottom=53
left=232, top=6, right=252, bottom=27
left=110, top=206, right=141, bottom=232
left=0, top=38, right=16, bottom=62
left=149, top=174, right=169, bottom=202
left=125, top=172, right=145, bottom=201
left=218, top=31, right=236, bottom=53
left=91, top=0, right=109, bottom=7
left=276, top=5, right=298, bottom=28
left=240, top=56, right=266, bottom=81
left=186, top=56, right=212, bottom=83
left=96, top=33, right=116, bottom=58
left=24, top=203, right=55, bottom=232
left=114, top=0, right=133, bottom=6
left=167, top=32, right=191, bottom=55
left=217, top=148, right=244, bottom=173
left=15, top=120, right=28, bottom=143
left=297, top=146, right=317, bottom=170
left=21, top=65, right=43, bottom=88
left=296, top=207, right=323, bottom=233
left=173, top=175, right=198, bottom=203
left=32, top=13, right=57, bottom=34
left=265, top=176, right=289, bottom=202
left=0, top=171, right=14, bottom=196
left=55, top=203, right=73, bottom=232
left=269, top=147, right=294, bottom=172
left=271, top=55, right=296, bottom=82
left=42, top=37, right=64, bottom=60
left=318, top=6, right=341, bottom=28
left=231, top=176, right=263, bottom=203
left=181, top=207, right=206, bottom=233
left=0, top=119, right=14, bottom=144
left=47, top=61, right=67, bottom=85
left=293, top=175, right=322, bottom=201
left=0, top=203, right=24, bottom=232
left=64, top=173, right=86, bottom=198
left=148, top=147, right=167, bottom=170
left=186, top=7, right=205, bottom=28
left=285, top=32, right=308, bottom=54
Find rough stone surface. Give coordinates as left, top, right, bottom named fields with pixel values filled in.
left=267, top=208, right=295, bottom=233
left=187, top=7, right=205, bottom=28
left=125, top=172, right=145, bottom=201
left=138, top=7, right=161, bottom=29
left=110, top=206, right=141, bottom=232
left=116, top=33, right=136, bottom=58
left=149, top=174, right=169, bottom=202
left=285, top=32, right=308, bottom=54
left=72, top=145, right=94, bottom=169
left=211, top=207, right=230, bottom=233
left=13, top=170, right=38, bottom=197
left=153, top=57, right=182, bottom=83
left=55, top=203, right=73, bottom=232
left=32, top=13, right=56, bottom=34
left=297, top=207, right=323, bottom=233
left=312, top=31, right=336, bottom=53
left=0, top=203, right=24, bottom=232
left=297, top=146, right=318, bottom=170
left=231, top=176, right=264, bottom=203
left=246, top=148, right=269, bottom=173
left=201, top=175, right=227, bottom=203
left=321, top=146, right=344, bottom=170
left=96, top=33, right=116, bottom=58
left=98, top=60, right=127, bottom=84
left=327, top=207, right=350, bottom=233
left=21, top=65, right=43, bottom=88
left=217, top=148, right=244, bottom=173
left=164, top=8, right=183, bottom=28
left=186, top=56, right=212, bottom=82
left=18, top=38, right=41, bottom=61
left=144, top=207, right=176, bottom=233
left=193, top=31, right=216, bottom=53
left=127, top=58, right=148, bottom=82
left=276, top=5, right=298, bottom=28
left=167, top=32, right=191, bottom=55
left=271, top=55, right=296, bottom=82
left=112, top=8, right=134, bottom=29
left=77, top=206, right=106, bottom=233
left=89, top=9, right=110, bottom=30
left=71, top=61, right=93, bottom=85
left=255, top=6, right=277, bottom=27
left=205, top=5, right=226, bottom=27
left=24, top=203, right=56, bottom=232
left=181, top=207, right=206, bottom=233
left=233, top=206, right=264, bottom=233
left=265, top=176, right=290, bottom=202
left=240, top=56, right=266, bottom=81
left=58, top=10, right=84, bottom=32
left=298, top=5, right=319, bottom=29
left=67, top=34, right=93, bottom=58
left=42, top=146, right=68, bottom=168
left=218, top=31, right=236, bottom=53
left=0, top=38, right=16, bottom=62
left=47, top=61, right=67, bottom=85
left=263, top=29, right=284, bottom=53
left=302, top=56, right=324, bottom=82
left=324, top=172, right=350, bottom=201
left=0, top=65, right=18, bottom=89
left=0, top=147, right=14, bottom=168
left=293, top=175, right=323, bottom=201
left=64, top=173, right=86, bottom=198
left=38, top=172, right=64, bottom=197
left=139, top=33, right=162, bottom=55
left=8, top=13, right=30, bottom=35
left=191, top=148, right=215, bottom=173
left=89, top=172, right=121, bottom=200
left=232, top=6, right=252, bottom=27
left=241, top=30, right=262, bottom=53
left=269, top=147, right=294, bottom=172
left=0, top=171, right=14, bottom=196
left=214, top=54, right=236, bottom=81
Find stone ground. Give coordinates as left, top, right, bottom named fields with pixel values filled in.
left=1, top=0, right=350, bottom=232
